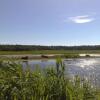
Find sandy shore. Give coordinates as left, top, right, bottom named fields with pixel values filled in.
left=80, top=54, right=100, bottom=57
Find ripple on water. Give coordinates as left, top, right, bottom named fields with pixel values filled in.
left=77, top=59, right=97, bottom=68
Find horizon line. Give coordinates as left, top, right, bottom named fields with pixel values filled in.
left=0, top=44, right=100, bottom=47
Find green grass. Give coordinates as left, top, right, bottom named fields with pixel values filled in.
left=0, top=59, right=100, bottom=100
left=64, top=54, right=80, bottom=58
left=0, top=50, right=100, bottom=55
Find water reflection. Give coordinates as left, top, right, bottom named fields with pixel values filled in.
left=22, top=58, right=100, bottom=87
left=64, top=58, right=100, bottom=87
left=22, top=59, right=56, bottom=70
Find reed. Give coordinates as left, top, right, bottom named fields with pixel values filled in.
left=0, top=59, right=100, bottom=100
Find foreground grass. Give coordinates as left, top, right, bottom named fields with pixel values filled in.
left=0, top=50, right=100, bottom=55
left=0, top=59, right=100, bottom=100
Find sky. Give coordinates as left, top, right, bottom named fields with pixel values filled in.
left=0, top=0, right=100, bottom=46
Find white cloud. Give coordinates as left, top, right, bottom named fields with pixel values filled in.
left=69, top=15, right=95, bottom=24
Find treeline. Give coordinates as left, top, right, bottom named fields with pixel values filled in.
left=0, top=45, right=100, bottom=51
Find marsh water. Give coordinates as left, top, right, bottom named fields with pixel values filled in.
left=21, top=58, right=100, bottom=87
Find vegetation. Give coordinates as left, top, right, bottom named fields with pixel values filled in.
left=0, top=50, right=100, bottom=55
left=64, top=54, right=80, bottom=58
left=85, top=54, right=91, bottom=57
left=0, top=59, right=100, bottom=100
left=0, top=45, right=100, bottom=55
left=1, top=45, right=100, bottom=51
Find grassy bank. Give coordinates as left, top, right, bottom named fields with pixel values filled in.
left=0, top=50, right=100, bottom=55
left=0, top=59, right=100, bottom=100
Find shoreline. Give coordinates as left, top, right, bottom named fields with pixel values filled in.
left=0, top=54, right=63, bottom=59
left=0, top=54, right=100, bottom=60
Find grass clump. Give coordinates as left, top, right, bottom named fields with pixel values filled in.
left=64, top=54, right=80, bottom=58
left=0, top=59, right=99, bottom=100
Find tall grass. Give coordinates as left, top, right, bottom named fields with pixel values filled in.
left=0, top=59, right=100, bottom=100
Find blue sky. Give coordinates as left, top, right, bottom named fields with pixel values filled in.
left=0, top=0, right=100, bottom=45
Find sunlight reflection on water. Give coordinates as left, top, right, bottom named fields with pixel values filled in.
left=64, top=58, right=100, bottom=87
left=77, top=59, right=97, bottom=68
left=22, top=58, right=100, bottom=87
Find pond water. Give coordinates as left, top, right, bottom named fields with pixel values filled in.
left=21, top=58, right=100, bottom=87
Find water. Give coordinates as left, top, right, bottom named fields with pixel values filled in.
left=21, top=58, right=100, bottom=87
